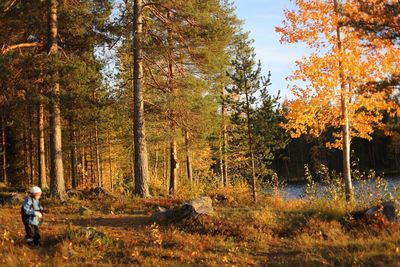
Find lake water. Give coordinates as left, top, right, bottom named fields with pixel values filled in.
left=277, top=176, right=400, bottom=199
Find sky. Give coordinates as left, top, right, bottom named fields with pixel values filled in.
left=234, top=0, right=308, bottom=100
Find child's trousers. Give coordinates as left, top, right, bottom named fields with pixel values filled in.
left=23, top=223, right=41, bottom=246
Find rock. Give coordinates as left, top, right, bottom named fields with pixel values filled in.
left=188, top=196, right=215, bottom=216
left=0, top=192, right=25, bottom=205
left=79, top=206, right=93, bottom=216
left=152, top=196, right=214, bottom=223
left=365, top=201, right=400, bottom=222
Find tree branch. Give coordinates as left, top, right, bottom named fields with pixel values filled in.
left=1, top=43, right=44, bottom=55
left=3, top=0, right=17, bottom=12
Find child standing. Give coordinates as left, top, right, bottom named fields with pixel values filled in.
left=21, top=186, right=44, bottom=247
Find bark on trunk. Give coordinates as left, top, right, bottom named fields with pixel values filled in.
left=168, top=10, right=178, bottom=194
left=164, top=145, right=168, bottom=191
left=79, top=132, right=87, bottom=187
left=245, top=84, right=257, bottom=202
left=219, top=139, right=223, bottom=186
left=154, top=143, right=159, bottom=180
left=169, top=139, right=178, bottom=194
left=28, top=108, right=35, bottom=185
left=48, top=0, right=66, bottom=199
left=221, top=85, right=229, bottom=186
left=89, top=133, right=95, bottom=187
left=49, top=84, right=66, bottom=198
left=70, top=127, right=77, bottom=188
left=335, top=0, right=353, bottom=202
left=1, top=117, right=7, bottom=185
left=108, top=134, right=113, bottom=191
left=23, top=130, right=30, bottom=184
left=185, top=130, right=193, bottom=185
left=133, top=0, right=150, bottom=197
left=95, top=124, right=101, bottom=187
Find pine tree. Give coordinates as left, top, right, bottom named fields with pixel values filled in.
left=226, top=36, right=270, bottom=202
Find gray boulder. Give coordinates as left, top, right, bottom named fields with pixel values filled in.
left=365, top=201, right=400, bottom=222
left=152, top=196, right=214, bottom=223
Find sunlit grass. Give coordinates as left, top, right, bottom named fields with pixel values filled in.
left=0, top=184, right=399, bottom=266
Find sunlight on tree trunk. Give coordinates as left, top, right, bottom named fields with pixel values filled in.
left=133, top=0, right=150, bottom=197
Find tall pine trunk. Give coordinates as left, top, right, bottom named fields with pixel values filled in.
left=1, top=117, right=7, bottom=185
left=23, top=130, right=30, bottom=183
left=48, top=0, right=66, bottom=199
left=108, top=134, right=113, bottom=191
left=79, top=132, right=87, bottom=187
left=28, top=108, right=35, bottom=184
left=89, top=133, right=95, bottom=186
left=169, top=139, right=178, bottom=194
left=95, top=124, right=101, bottom=187
left=335, top=0, right=353, bottom=202
left=133, top=0, right=150, bottom=197
left=168, top=10, right=178, bottom=195
left=244, top=84, right=257, bottom=202
left=184, top=130, right=193, bottom=185
left=221, top=85, right=229, bottom=186
left=154, top=143, right=159, bottom=180
left=164, top=145, right=169, bottom=191
left=70, top=126, right=77, bottom=188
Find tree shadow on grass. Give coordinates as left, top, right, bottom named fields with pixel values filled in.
left=69, top=216, right=152, bottom=229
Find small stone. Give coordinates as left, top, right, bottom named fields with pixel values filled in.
left=79, top=206, right=92, bottom=216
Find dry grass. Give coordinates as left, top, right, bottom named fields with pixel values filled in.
left=0, top=189, right=399, bottom=266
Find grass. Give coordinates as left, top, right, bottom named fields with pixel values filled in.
left=0, top=187, right=399, bottom=266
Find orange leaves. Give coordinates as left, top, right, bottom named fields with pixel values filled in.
left=276, top=0, right=337, bottom=49
left=277, top=0, right=399, bottom=149
left=282, top=96, right=332, bottom=139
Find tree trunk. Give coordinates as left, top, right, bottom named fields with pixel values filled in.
left=244, top=84, right=257, bottom=202
left=70, top=126, right=77, bottom=188
left=89, top=133, right=95, bottom=187
left=169, top=139, right=178, bottom=194
left=95, top=124, right=101, bottom=187
left=154, top=143, right=159, bottom=180
left=28, top=108, right=36, bottom=185
left=133, top=0, right=150, bottom=197
left=48, top=0, right=66, bottom=199
left=335, top=0, right=353, bottom=202
left=79, top=132, right=87, bottom=187
left=164, top=145, right=168, bottom=191
left=49, top=82, right=66, bottom=198
left=219, top=138, right=224, bottom=186
left=221, top=85, right=229, bottom=186
left=23, top=130, right=30, bottom=184
left=108, top=134, right=113, bottom=191
left=1, top=117, right=7, bottom=185
left=185, top=130, right=193, bottom=185
left=168, top=19, right=179, bottom=194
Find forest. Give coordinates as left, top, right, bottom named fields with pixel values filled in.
left=0, top=0, right=399, bottom=266
left=0, top=0, right=399, bottom=199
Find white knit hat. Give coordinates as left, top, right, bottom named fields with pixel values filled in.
left=30, top=186, right=42, bottom=194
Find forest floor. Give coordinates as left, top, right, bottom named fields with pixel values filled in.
left=0, top=188, right=399, bottom=266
